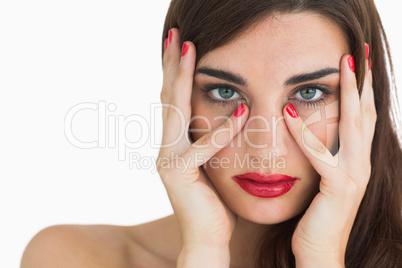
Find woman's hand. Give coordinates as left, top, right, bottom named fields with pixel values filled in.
left=158, top=29, right=248, bottom=266
left=284, top=48, right=376, bottom=267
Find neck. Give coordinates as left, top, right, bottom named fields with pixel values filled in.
left=229, top=217, right=270, bottom=268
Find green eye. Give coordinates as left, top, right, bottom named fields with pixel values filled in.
left=295, top=88, right=323, bottom=100
left=201, top=83, right=244, bottom=107
left=211, top=88, right=239, bottom=100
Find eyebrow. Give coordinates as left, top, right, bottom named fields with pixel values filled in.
left=195, top=67, right=339, bottom=87
left=195, top=67, right=248, bottom=87
left=284, top=68, right=340, bottom=86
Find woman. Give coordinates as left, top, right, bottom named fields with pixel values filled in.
left=21, top=0, right=401, bottom=267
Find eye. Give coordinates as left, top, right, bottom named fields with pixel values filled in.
left=294, top=87, right=323, bottom=101
left=210, top=88, right=240, bottom=100
left=290, top=84, right=334, bottom=109
left=201, top=84, right=244, bottom=107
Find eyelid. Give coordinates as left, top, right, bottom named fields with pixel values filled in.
left=288, top=83, right=334, bottom=98
left=201, top=82, right=335, bottom=105
left=201, top=83, right=245, bottom=96
left=294, top=88, right=323, bottom=101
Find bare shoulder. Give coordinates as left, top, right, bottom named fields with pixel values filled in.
left=21, top=224, right=131, bottom=268
left=21, top=217, right=181, bottom=268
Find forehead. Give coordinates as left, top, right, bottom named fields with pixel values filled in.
left=197, top=12, right=349, bottom=83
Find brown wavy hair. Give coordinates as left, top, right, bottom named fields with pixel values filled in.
left=162, top=0, right=402, bottom=267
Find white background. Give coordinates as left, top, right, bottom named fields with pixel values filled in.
left=0, top=1, right=400, bottom=267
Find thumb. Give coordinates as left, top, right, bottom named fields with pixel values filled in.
left=181, top=103, right=248, bottom=172
left=283, top=104, right=339, bottom=177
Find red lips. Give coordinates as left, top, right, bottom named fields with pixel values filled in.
left=232, top=173, right=299, bottom=198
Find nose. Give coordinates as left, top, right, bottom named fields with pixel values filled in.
left=241, top=105, right=292, bottom=159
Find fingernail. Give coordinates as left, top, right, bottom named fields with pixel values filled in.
left=286, top=104, right=299, bottom=118
left=348, top=56, right=355, bottom=73
left=181, top=43, right=189, bottom=57
left=365, top=43, right=369, bottom=60
left=164, top=38, right=168, bottom=51
left=234, top=104, right=245, bottom=117
left=369, top=59, right=372, bottom=70
left=168, top=30, right=173, bottom=44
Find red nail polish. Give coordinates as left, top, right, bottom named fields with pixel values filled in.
left=365, top=43, right=369, bottom=60
left=348, top=56, right=355, bottom=73
left=286, top=104, right=299, bottom=118
left=168, top=30, right=172, bottom=43
left=369, top=59, right=372, bottom=70
left=181, top=43, right=189, bottom=57
left=164, top=38, right=168, bottom=51
left=234, top=104, right=245, bottom=117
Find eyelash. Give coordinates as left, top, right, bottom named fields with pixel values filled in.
left=201, top=83, right=334, bottom=109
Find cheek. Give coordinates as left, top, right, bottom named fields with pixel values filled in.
left=190, top=91, right=237, bottom=141
left=189, top=102, right=225, bottom=141
left=300, top=105, right=340, bottom=155
left=190, top=91, right=208, bottom=141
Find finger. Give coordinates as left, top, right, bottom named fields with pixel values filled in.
left=161, top=28, right=182, bottom=123
left=283, top=104, right=342, bottom=177
left=360, top=44, right=377, bottom=148
left=360, top=44, right=372, bottom=106
left=170, top=41, right=195, bottom=113
left=160, top=41, right=197, bottom=157
left=338, top=54, right=363, bottom=161
left=162, top=28, right=181, bottom=89
left=181, top=103, right=248, bottom=170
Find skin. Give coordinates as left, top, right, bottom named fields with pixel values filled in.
left=21, top=12, right=376, bottom=268
left=191, top=12, right=343, bottom=225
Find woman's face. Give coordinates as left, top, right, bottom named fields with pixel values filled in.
left=190, top=12, right=348, bottom=224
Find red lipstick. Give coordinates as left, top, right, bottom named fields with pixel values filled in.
left=232, top=173, right=299, bottom=198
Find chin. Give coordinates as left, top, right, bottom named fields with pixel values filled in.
left=230, top=195, right=310, bottom=225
